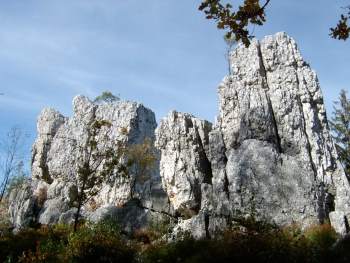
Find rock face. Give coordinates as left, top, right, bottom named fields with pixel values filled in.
left=8, top=32, right=350, bottom=236
left=10, top=96, right=172, bottom=231
left=155, top=111, right=212, bottom=218
left=155, top=32, right=350, bottom=237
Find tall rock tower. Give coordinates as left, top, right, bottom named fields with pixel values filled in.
left=156, top=32, right=350, bottom=236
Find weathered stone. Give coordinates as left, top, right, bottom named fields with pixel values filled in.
left=155, top=111, right=212, bottom=218
left=10, top=96, right=171, bottom=230
left=8, top=179, right=37, bottom=229
left=8, top=32, right=350, bottom=237
left=156, top=32, right=350, bottom=235
left=88, top=200, right=173, bottom=234
left=211, top=32, right=350, bottom=231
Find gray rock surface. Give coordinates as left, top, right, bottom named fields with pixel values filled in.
left=8, top=32, right=350, bottom=237
left=10, top=95, right=172, bottom=231
left=8, top=179, right=38, bottom=229
left=158, top=32, right=350, bottom=236
left=155, top=111, right=212, bottom=218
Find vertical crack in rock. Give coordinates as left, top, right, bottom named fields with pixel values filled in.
left=221, top=138, right=230, bottom=200
left=39, top=144, right=52, bottom=184
left=204, top=213, right=211, bottom=239
left=9, top=32, right=350, bottom=236
left=155, top=111, right=213, bottom=219
left=223, top=171, right=230, bottom=200
left=295, top=83, right=318, bottom=181
left=294, top=72, right=332, bottom=223
left=195, top=127, right=213, bottom=185
left=257, top=42, right=283, bottom=153
left=292, top=55, right=319, bottom=182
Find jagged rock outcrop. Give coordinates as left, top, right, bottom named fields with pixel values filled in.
left=155, top=111, right=212, bottom=218
left=10, top=96, right=173, bottom=231
left=8, top=32, right=350, bottom=237
left=164, top=32, right=350, bottom=237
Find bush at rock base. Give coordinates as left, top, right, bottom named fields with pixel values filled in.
left=0, top=199, right=12, bottom=237
left=1, top=219, right=350, bottom=263
left=64, top=219, right=135, bottom=263
left=142, top=222, right=338, bottom=263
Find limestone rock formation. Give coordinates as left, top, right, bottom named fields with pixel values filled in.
left=8, top=32, right=350, bottom=237
left=155, top=32, right=350, bottom=237
left=9, top=96, right=172, bottom=231
left=155, top=111, right=212, bottom=218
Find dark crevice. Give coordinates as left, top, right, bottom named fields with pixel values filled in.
left=317, top=187, right=335, bottom=224
left=256, top=42, right=283, bottom=154
left=220, top=133, right=230, bottom=200
left=325, top=192, right=335, bottom=217
left=317, top=183, right=326, bottom=223
left=204, top=213, right=211, bottom=239
left=223, top=173, right=230, bottom=200
left=267, top=101, right=283, bottom=153
left=195, top=127, right=213, bottom=185
left=192, top=178, right=202, bottom=215
left=345, top=216, right=350, bottom=233
left=133, top=199, right=179, bottom=220
left=39, top=143, right=53, bottom=184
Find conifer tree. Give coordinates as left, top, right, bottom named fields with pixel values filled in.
left=330, top=89, right=350, bottom=177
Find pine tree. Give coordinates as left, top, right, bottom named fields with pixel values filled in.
left=330, top=89, right=350, bottom=176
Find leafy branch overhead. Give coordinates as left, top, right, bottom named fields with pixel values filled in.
left=330, top=6, right=350, bottom=40
left=199, top=1, right=350, bottom=46
left=198, top=0, right=271, bottom=47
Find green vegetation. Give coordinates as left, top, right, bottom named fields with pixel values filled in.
left=71, top=119, right=126, bottom=231
left=330, top=89, right=350, bottom=176
left=0, top=220, right=134, bottom=263
left=1, top=218, right=350, bottom=263
left=126, top=138, right=157, bottom=199
left=198, top=1, right=350, bottom=46
left=93, top=91, right=120, bottom=104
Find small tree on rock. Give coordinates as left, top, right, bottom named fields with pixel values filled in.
left=93, top=91, right=120, bottom=104
left=72, top=119, right=126, bottom=231
left=125, top=138, right=157, bottom=199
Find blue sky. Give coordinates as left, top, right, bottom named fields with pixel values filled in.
left=0, top=0, right=349, bottom=166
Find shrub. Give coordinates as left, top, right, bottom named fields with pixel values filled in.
left=0, top=219, right=346, bottom=263
left=133, top=217, right=173, bottom=244
left=0, top=199, right=12, bottom=237
left=0, top=225, right=71, bottom=263
left=65, top=219, right=136, bottom=262
left=304, top=223, right=338, bottom=261
left=141, top=223, right=337, bottom=263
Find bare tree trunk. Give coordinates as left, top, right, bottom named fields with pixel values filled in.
left=0, top=127, right=23, bottom=202
left=0, top=172, right=10, bottom=202
left=74, top=179, right=86, bottom=232
left=73, top=200, right=82, bottom=232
